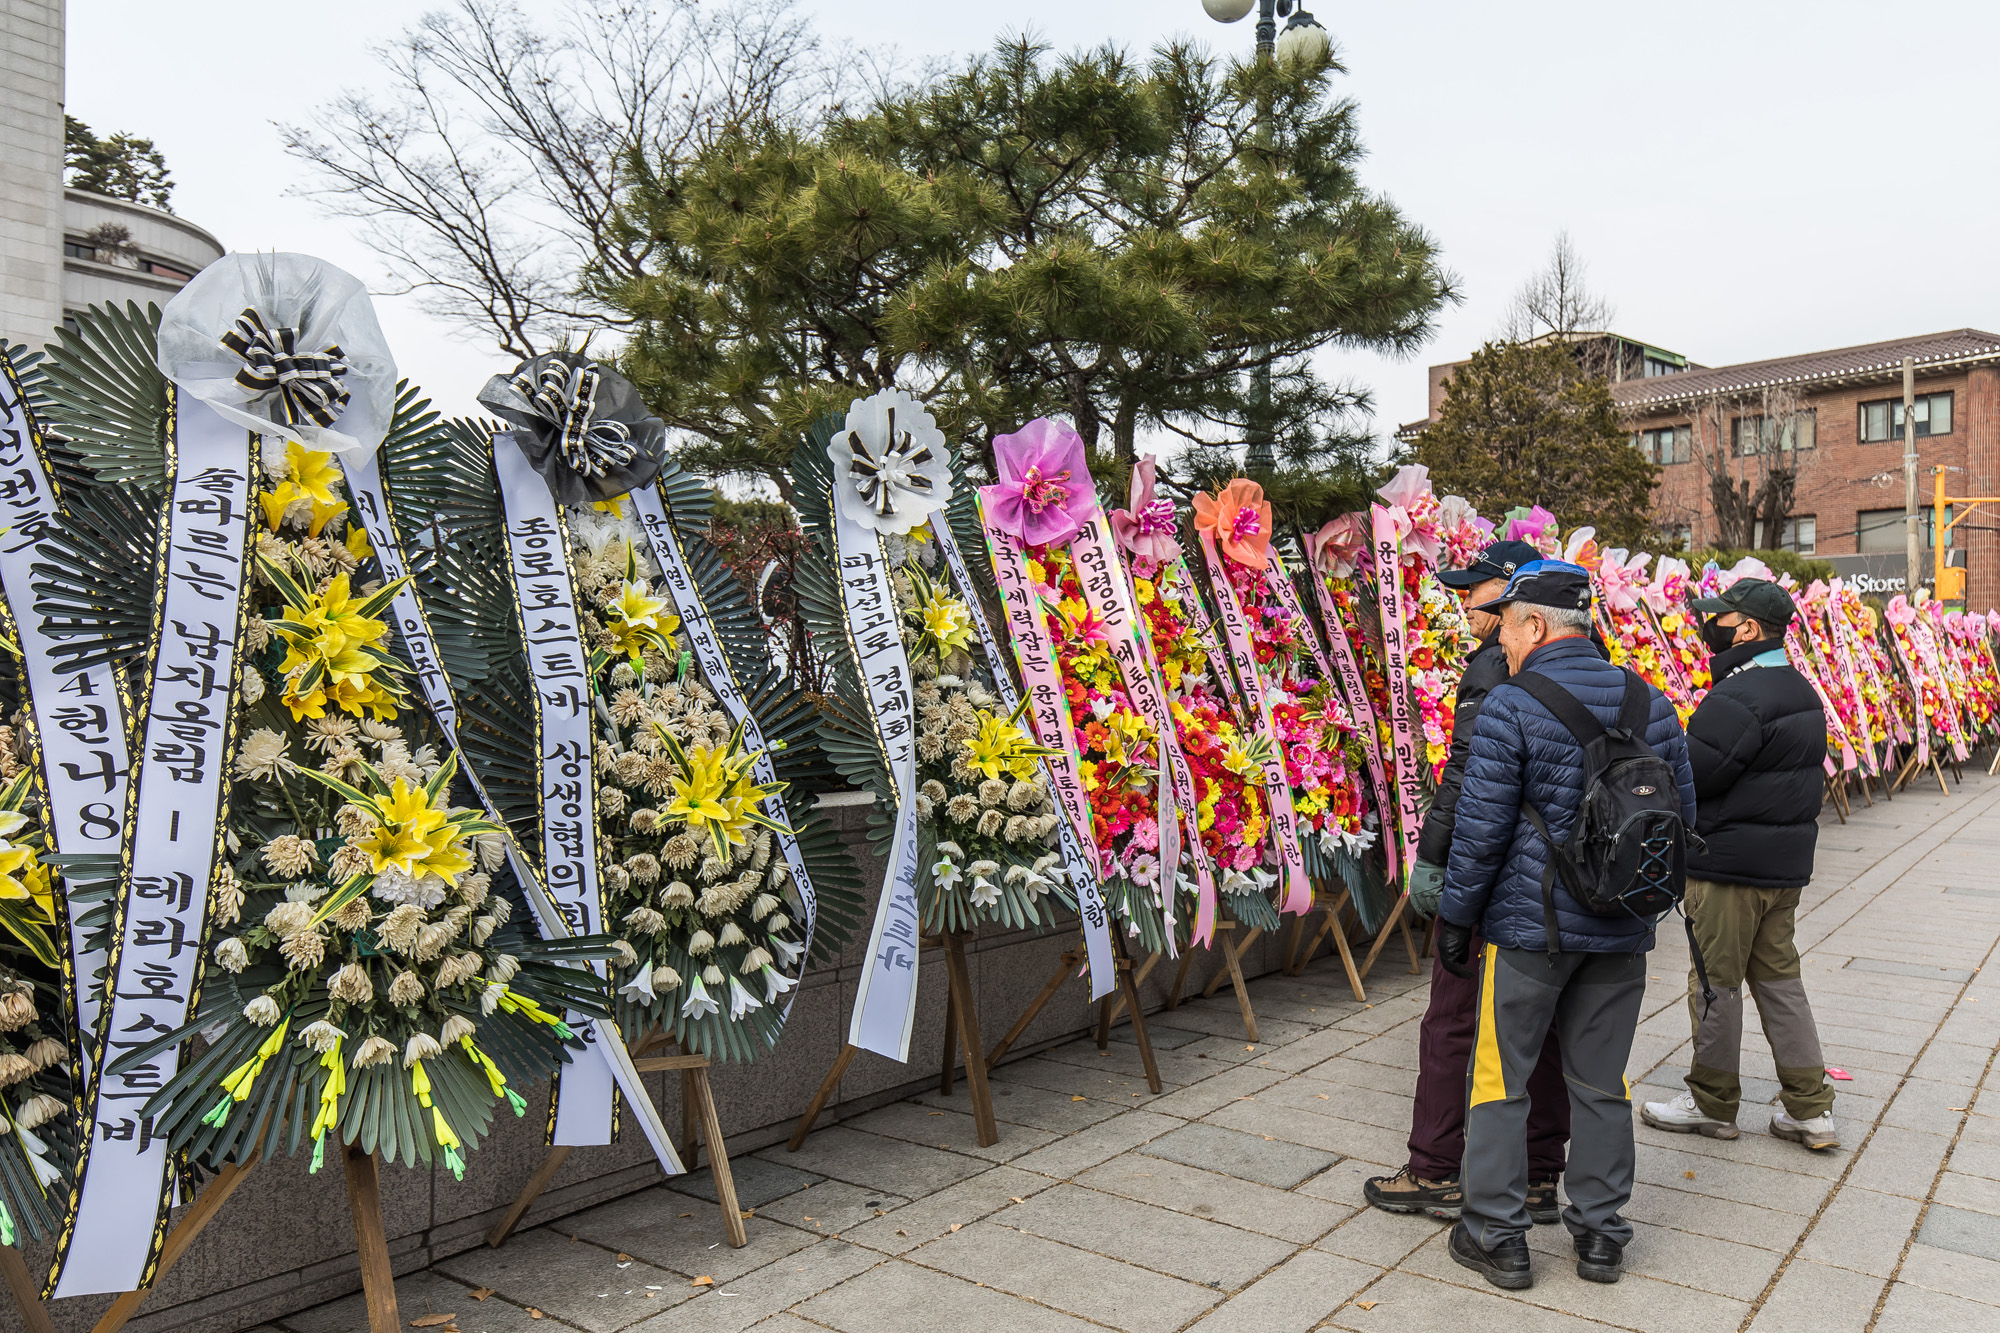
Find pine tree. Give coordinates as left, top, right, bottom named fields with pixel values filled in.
left=64, top=116, right=175, bottom=212
left=1413, top=340, right=1660, bottom=547
left=599, top=35, right=1453, bottom=502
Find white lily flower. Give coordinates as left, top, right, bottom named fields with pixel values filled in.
left=761, top=965, right=798, bottom=1003
left=619, top=960, right=656, bottom=1007
left=937, top=840, right=965, bottom=859
left=770, top=936, right=806, bottom=968
left=933, top=859, right=962, bottom=892
left=727, top=975, right=764, bottom=1020
left=680, top=976, right=720, bottom=1020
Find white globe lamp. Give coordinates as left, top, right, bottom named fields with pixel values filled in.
left=1203, top=0, right=1256, bottom=22
left=1275, top=9, right=1332, bottom=63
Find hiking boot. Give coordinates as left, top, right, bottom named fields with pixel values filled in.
left=1641, top=1090, right=1740, bottom=1140
left=1527, top=1178, right=1561, bottom=1224
left=1363, top=1166, right=1462, bottom=1220
left=1449, top=1221, right=1533, bottom=1290
left=1574, top=1230, right=1625, bottom=1284
left=1771, top=1109, right=1840, bottom=1151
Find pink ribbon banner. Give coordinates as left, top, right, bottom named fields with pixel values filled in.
left=1372, top=506, right=1424, bottom=887
left=1307, top=573, right=1398, bottom=883
left=1194, top=532, right=1312, bottom=915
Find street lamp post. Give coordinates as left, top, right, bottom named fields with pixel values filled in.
left=1206, top=0, right=1330, bottom=471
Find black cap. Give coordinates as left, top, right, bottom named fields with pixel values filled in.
left=1691, top=577, right=1796, bottom=630
left=1469, top=559, right=1594, bottom=614
left=1438, top=539, right=1543, bottom=590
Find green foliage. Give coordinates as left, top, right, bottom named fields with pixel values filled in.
left=1685, top=547, right=1836, bottom=587
left=1412, top=340, right=1660, bottom=548
left=64, top=115, right=175, bottom=211
left=599, top=35, right=1453, bottom=498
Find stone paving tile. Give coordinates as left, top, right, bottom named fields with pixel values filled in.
left=279, top=1270, right=534, bottom=1333
left=1137, top=1121, right=1338, bottom=1189
left=664, top=1156, right=824, bottom=1209
left=433, top=1227, right=692, bottom=1332
left=837, top=1163, right=1054, bottom=1255
left=1932, top=1168, right=2000, bottom=1215
left=1184, top=1248, right=1383, bottom=1333
left=1797, top=1186, right=1926, bottom=1277
left=1075, top=1151, right=1350, bottom=1243
left=1137, top=1061, right=1290, bottom=1119
left=1843, top=1124, right=1955, bottom=1199
left=1523, top=1216, right=1780, bottom=1302
left=991, top=1052, right=1182, bottom=1104
left=1003, top=1182, right=1295, bottom=1289
left=559, top=1192, right=818, bottom=1284
left=1894, top=1241, right=2000, bottom=1308
left=839, top=1097, right=1060, bottom=1163
left=753, top=1125, right=988, bottom=1198
left=1323, top=1270, right=1623, bottom=1333
left=1007, top=1108, right=1186, bottom=1180
left=1915, top=1199, right=2000, bottom=1260
left=1109, top=1019, right=1208, bottom=1049
left=912, top=1078, right=1127, bottom=1133
left=1203, top=1093, right=1413, bottom=1165
left=623, top=1240, right=884, bottom=1333
left=1632, top=1140, right=1838, bottom=1216
left=910, top=1219, right=1223, bottom=1332
left=1874, top=1277, right=2000, bottom=1332
left=794, top=1258, right=1100, bottom=1333
left=1310, top=1204, right=1444, bottom=1268
left=752, top=1178, right=909, bottom=1236
left=1745, top=1258, right=1887, bottom=1333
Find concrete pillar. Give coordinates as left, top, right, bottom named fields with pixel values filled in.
left=0, top=0, right=65, bottom=347
left=1966, top=365, right=2000, bottom=613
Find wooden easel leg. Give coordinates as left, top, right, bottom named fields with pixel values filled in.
left=1399, top=911, right=1422, bottom=974
left=1222, top=926, right=1261, bottom=1042
left=986, top=948, right=1079, bottom=1069
left=1166, top=947, right=1195, bottom=1009
left=0, top=1245, right=55, bottom=1333
left=939, top=976, right=959, bottom=1097
left=92, top=1156, right=261, bottom=1333
left=1200, top=921, right=1239, bottom=1000
left=1358, top=893, right=1412, bottom=980
left=1321, top=891, right=1367, bottom=1003
left=786, top=1043, right=858, bottom=1151
left=680, top=1068, right=702, bottom=1168
left=687, top=1066, right=748, bottom=1247
left=943, top=932, right=999, bottom=1147
left=1099, top=951, right=1162, bottom=1032
left=1935, top=757, right=1951, bottom=795
left=486, top=1144, right=574, bottom=1248
left=1282, top=913, right=1309, bottom=975
left=1112, top=933, right=1164, bottom=1094
left=342, top=1147, right=400, bottom=1333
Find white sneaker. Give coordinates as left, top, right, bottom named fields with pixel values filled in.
left=1641, top=1090, right=1740, bottom=1140
left=1770, top=1109, right=1840, bottom=1151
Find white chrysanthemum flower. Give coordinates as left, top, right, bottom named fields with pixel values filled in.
left=262, top=834, right=317, bottom=879
left=623, top=906, right=666, bottom=936
left=243, top=995, right=281, bottom=1026
left=239, top=668, right=266, bottom=705
left=387, top=970, right=426, bottom=1005
left=610, top=939, right=639, bottom=968
left=263, top=900, right=314, bottom=939
left=440, top=1014, right=476, bottom=1044
left=234, top=728, right=294, bottom=782
left=214, top=936, right=250, bottom=973
left=301, top=1020, right=345, bottom=1054
left=329, top=962, right=374, bottom=1004
left=403, top=1033, right=443, bottom=1068
left=652, top=964, right=683, bottom=993
left=350, top=1035, right=397, bottom=1069
left=371, top=866, right=449, bottom=910
left=717, top=921, right=748, bottom=948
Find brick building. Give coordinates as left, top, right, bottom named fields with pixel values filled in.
left=1404, top=330, right=2000, bottom=612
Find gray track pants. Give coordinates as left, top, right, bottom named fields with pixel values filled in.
left=1462, top=944, right=1647, bottom=1249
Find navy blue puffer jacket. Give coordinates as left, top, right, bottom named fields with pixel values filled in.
left=1439, top=638, right=1697, bottom=953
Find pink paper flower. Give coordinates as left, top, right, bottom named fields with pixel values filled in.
left=983, top=418, right=1098, bottom=547
left=1503, top=505, right=1558, bottom=546
left=1192, top=479, right=1272, bottom=570
left=1307, top=512, right=1368, bottom=578
left=1109, top=455, right=1181, bottom=569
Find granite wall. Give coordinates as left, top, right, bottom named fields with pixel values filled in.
left=22, top=802, right=1356, bottom=1332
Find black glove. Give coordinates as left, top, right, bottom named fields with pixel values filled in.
left=1436, top=920, right=1476, bottom=979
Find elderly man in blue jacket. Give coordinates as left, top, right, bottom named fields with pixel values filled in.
left=1436, top=560, right=1696, bottom=1291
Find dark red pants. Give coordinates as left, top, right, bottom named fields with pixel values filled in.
left=1407, top=936, right=1571, bottom=1181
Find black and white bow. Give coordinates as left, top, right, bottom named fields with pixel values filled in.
left=846, top=405, right=939, bottom=518
left=219, top=308, right=351, bottom=429
left=512, top=360, right=644, bottom=479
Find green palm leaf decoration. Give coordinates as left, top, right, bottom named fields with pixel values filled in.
left=33, top=302, right=169, bottom=490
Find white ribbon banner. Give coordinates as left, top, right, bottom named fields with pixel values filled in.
left=493, top=434, right=683, bottom=1165
left=936, top=520, right=1113, bottom=998
left=828, top=501, right=923, bottom=1061
left=53, top=400, right=251, bottom=1298
left=0, top=360, right=133, bottom=1077
left=629, top=482, right=818, bottom=1018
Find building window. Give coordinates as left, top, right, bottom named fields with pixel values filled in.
left=1634, top=425, right=1692, bottom=465
left=1859, top=392, right=1953, bottom=442
left=1666, top=523, right=1693, bottom=549
left=144, top=261, right=193, bottom=282
left=1753, top=516, right=1816, bottom=553
left=1857, top=506, right=1950, bottom=553
left=62, top=240, right=94, bottom=260
left=1643, top=356, right=1682, bottom=378
left=1732, top=410, right=1816, bottom=455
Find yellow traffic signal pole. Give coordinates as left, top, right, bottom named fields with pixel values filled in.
left=1933, top=466, right=2000, bottom=604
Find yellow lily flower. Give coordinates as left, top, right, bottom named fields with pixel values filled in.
left=285, top=440, right=343, bottom=506
left=356, top=778, right=474, bottom=885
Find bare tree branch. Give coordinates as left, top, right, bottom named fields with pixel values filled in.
left=1498, top=229, right=1615, bottom=344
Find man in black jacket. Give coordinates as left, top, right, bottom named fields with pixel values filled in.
left=1642, top=577, right=1837, bottom=1151
left=1365, top=541, right=1572, bottom=1222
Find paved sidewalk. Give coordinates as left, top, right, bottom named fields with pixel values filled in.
left=270, top=769, right=2000, bottom=1333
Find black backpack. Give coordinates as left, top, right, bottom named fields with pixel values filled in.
left=1509, top=670, right=1688, bottom=955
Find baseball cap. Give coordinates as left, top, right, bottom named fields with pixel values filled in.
left=1691, top=577, right=1796, bottom=630
left=1468, top=559, right=1594, bottom=614
left=1437, top=539, right=1543, bottom=590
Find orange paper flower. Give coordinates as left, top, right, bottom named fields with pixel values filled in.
left=1192, top=479, right=1272, bottom=569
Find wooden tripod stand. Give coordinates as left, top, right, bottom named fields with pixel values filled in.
left=488, top=1030, right=747, bottom=1251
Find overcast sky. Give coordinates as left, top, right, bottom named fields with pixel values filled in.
left=67, top=0, right=2000, bottom=448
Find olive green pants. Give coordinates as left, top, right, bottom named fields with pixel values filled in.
left=1684, top=878, right=1834, bottom=1122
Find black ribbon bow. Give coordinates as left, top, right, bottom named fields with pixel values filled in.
left=219, top=308, right=351, bottom=430
left=845, top=404, right=938, bottom=519
left=477, top=352, right=666, bottom=506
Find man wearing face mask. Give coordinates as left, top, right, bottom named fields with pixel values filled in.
left=1366, top=540, right=1572, bottom=1225
left=1642, top=578, right=1836, bottom=1151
